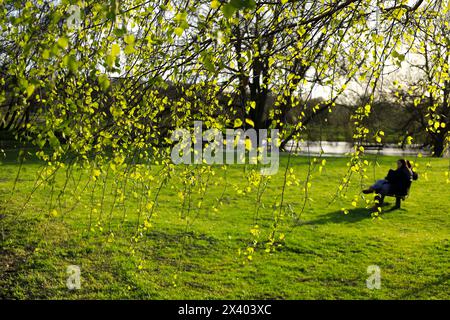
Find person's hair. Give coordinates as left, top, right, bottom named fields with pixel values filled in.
left=398, top=159, right=407, bottom=169
left=406, top=160, right=412, bottom=169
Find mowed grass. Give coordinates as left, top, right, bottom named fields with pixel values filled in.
left=0, top=151, right=449, bottom=299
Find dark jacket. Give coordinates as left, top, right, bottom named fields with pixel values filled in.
left=385, top=167, right=413, bottom=196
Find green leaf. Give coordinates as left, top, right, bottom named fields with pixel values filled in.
left=98, top=74, right=110, bottom=91
left=106, top=55, right=114, bottom=68
left=245, top=118, right=254, bottom=127
left=26, top=84, right=35, bottom=98
left=202, top=55, right=215, bottom=73
left=48, top=132, right=60, bottom=148
left=124, top=34, right=135, bottom=45
left=211, top=0, right=220, bottom=9
left=174, top=27, right=184, bottom=37
left=111, top=43, right=121, bottom=57
left=229, top=0, right=245, bottom=9
left=113, top=27, right=126, bottom=37
left=57, top=37, right=69, bottom=49
left=222, top=3, right=237, bottom=18
left=42, top=49, right=50, bottom=60
left=63, top=54, right=78, bottom=73
left=124, top=44, right=136, bottom=54
left=245, top=0, right=256, bottom=9
left=230, top=0, right=256, bottom=9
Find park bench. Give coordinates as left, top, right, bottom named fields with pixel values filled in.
left=377, top=190, right=409, bottom=209
left=375, top=172, right=417, bottom=209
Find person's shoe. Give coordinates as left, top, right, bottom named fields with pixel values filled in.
left=371, top=205, right=383, bottom=213
left=362, top=189, right=373, bottom=194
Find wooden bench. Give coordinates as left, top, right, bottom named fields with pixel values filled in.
left=376, top=183, right=412, bottom=209
left=373, top=171, right=417, bottom=210
left=377, top=193, right=408, bottom=209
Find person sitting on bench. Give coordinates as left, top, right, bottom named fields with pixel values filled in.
left=362, top=159, right=418, bottom=209
left=406, top=160, right=419, bottom=181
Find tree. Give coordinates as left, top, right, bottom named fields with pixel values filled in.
left=389, top=7, right=449, bottom=156
left=0, top=0, right=448, bottom=255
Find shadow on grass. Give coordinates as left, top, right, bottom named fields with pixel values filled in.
left=302, top=203, right=407, bottom=226
left=399, top=274, right=450, bottom=299
left=382, top=205, right=408, bottom=213
left=302, top=208, right=372, bottom=226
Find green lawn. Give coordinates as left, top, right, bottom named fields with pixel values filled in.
left=0, top=152, right=449, bottom=299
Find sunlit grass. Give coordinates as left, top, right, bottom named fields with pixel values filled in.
left=0, top=152, right=449, bottom=299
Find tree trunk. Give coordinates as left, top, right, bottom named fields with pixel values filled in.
left=432, top=133, right=446, bottom=157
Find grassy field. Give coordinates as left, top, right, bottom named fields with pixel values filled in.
left=0, top=151, right=449, bottom=299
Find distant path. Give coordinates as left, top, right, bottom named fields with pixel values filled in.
left=283, top=141, right=440, bottom=157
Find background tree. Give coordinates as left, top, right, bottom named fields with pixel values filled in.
left=389, top=8, right=450, bottom=156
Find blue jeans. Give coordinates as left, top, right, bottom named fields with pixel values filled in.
left=371, top=179, right=391, bottom=195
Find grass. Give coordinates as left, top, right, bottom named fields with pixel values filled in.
left=0, top=151, right=449, bottom=299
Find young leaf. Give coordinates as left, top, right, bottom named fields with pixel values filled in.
left=222, top=3, right=237, bottom=18
left=57, top=37, right=69, bottom=49
left=245, top=118, right=255, bottom=127
left=234, top=118, right=243, bottom=128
